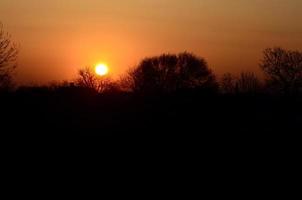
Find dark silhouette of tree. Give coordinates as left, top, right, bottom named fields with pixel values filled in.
left=118, top=71, right=134, bottom=92
left=0, top=23, right=18, bottom=91
left=260, top=47, right=302, bottom=95
left=124, top=52, right=218, bottom=94
left=220, top=73, right=236, bottom=94
left=236, top=72, right=261, bottom=94
left=76, top=67, right=116, bottom=93
left=220, top=72, right=261, bottom=94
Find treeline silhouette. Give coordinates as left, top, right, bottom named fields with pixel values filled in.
left=0, top=24, right=301, bottom=134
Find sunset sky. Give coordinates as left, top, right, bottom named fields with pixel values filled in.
left=0, top=0, right=301, bottom=84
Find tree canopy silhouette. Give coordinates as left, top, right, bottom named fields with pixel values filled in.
left=0, top=23, right=18, bottom=91
left=221, top=72, right=261, bottom=95
left=260, top=47, right=302, bottom=95
left=76, top=67, right=118, bottom=93
left=125, top=52, right=218, bottom=95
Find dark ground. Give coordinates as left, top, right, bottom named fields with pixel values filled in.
left=0, top=88, right=301, bottom=135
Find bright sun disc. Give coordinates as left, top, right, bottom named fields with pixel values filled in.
left=95, top=63, right=109, bottom=76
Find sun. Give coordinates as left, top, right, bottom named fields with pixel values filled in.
left=95, top=63, right=109, bottom=76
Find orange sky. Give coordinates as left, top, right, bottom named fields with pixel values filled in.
left=0, top=0, right=301, bottom=84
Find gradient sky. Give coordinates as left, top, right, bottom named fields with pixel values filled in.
left=0, top=0, right=301, bottom=84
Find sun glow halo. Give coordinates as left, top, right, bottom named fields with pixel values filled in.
left=95, top=63, right=109, bottom=76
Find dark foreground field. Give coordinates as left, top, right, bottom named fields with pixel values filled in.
left=1, top=87, right=301, bottom=135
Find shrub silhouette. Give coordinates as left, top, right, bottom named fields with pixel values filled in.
left=260, top=47, right=302, bottom=95
left=124, top=52, right=218, bottom=95
left=236, top=72, right=262, bottom=94
left=76, top=67, right=117, bottom=93
left=220, top=72, right=261, bottom=95
left=0, top=23, right=18, bottom=91
left=220, top=73, right=236, bottom=94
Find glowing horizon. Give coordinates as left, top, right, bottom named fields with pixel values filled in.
left=0, top=0, right=301, bottom=84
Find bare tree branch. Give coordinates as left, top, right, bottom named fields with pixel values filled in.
left=260, top=47, right=302, bottom=95
left=0, top=22, right=18, bottom=91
